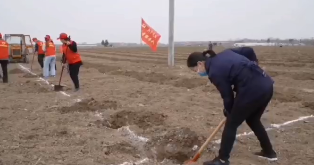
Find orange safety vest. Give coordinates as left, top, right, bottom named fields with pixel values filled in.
left=62, top=41, right=82, bottom=64
left=36, top=41, right=45, bottom=54
left=0, top=40, right=9, bottom=60
left=45, top=41, right=56, bottom=56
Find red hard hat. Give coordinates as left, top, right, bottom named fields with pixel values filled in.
left=32, top=38, right=38, bottom=42
left=57, top=33, right=68, bottom=40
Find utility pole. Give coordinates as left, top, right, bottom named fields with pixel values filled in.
left=168, top=0, right=175, bottom=66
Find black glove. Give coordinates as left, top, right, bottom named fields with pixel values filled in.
left=223, top=109, right=229, bottom=117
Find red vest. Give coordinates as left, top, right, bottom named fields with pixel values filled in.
left=0, top=40, right=9, bottom=60
left=45, top=41, right=56, bottom=56
left=62, top=42, right=81, bottom=64
left=36, top=41, right=45, bottom=54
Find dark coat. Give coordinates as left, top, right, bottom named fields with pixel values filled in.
left=229, top=47, right=258, bottom=64
left=205, top=50, right=273, bottom=113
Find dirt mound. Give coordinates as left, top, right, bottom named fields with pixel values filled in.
left=291, top=72, right=314, bottom=80
left=262, top=62, right=304, bottom=68
left=85, top=54, right=166, bottom=65
left=103, top=110, right=167, bottom=129
left=273, top=88, right=301, bottom=102
left=59, top=98, right=118, bottom=113
left=302, top=102, right=314, bottom=110
left=173, top=78, right=208, bottom=89
left=23, top=73, right=37, bottom=78
left=144, top=127, right=204, bottom=164
left=266, top=70, right=281, bottom=77
left=111, top=70, right=174, bottom=84
left=15, top=81, right=50, bottom=93
left=97, top=65, right=120, bottom=73
left=83, top=62, right=120, bottom=73
left=103, top=141, right=141, bottom=158
left=9, top=68, right=24, bottom=74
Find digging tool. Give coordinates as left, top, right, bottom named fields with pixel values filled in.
left=54, top=47, right=68, bottom=91
left=30, top=52, right=35, bottom=71
left=184, top=118, right=226, bottom=164
left=54, top=64, right=65, bottom=91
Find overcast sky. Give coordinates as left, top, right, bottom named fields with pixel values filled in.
left=1, top=0, right=313, bottom=44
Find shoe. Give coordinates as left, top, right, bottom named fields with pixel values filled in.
left=74, top=88, right=80, bottom=92
left=203, top=157, right=230, bottom=165
left=254, top=150, right=278, bottom=161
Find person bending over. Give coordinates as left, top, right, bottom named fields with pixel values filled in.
left=186, top=49, right=277, bottom=165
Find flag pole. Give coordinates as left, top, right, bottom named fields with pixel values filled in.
left=168, top=0, right=175, bottom=66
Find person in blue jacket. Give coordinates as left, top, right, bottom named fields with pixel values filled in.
left=229, top=47, right=258, bottom=64
left=187, top=49, right=277, bottom=165
left=204, top=46, right=258, bottom=64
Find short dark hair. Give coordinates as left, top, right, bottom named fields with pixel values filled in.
left=186, top=50, right=216, bottom=67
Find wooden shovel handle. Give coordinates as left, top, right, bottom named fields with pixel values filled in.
left=191, top=118, right=227, bottom=161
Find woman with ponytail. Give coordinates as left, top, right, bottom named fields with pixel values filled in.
left=187, top=49, right=277, bottom=165
left=57, top=33, right=82, bottom=92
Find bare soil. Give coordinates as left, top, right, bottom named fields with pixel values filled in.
left=0, top=46, right=313, bottom=165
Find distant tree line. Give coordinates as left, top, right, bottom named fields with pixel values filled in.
left=235, top=38, right=314, bottom=46
left=101, top=39, right=113, bottom=47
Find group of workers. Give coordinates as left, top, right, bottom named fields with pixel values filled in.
left=32, top=36, right=57, bottom=77
left=0, top=32, right=82, bottom=91
left=187, top=47, right=276, bottom=165
left=33, top=35, right=58, bottom=78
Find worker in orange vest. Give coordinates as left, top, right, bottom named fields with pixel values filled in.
left=45, top=35, right=57, bottom=71
left=57, top=33, right=82, bottom=91
left=0, top=33, right=9, bottom=83
left=43, top=35, right=57, bottom=78
left=33, top=38, right=45, bottom=69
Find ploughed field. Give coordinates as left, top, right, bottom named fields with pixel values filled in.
left=0, top=46, right=313, bottom=165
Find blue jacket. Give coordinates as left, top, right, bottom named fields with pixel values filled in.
left=205, top=50, right=273, bottom=113
left=230, top=47, right=258, bottom=63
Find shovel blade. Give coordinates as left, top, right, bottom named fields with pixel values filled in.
left=184, top=153, right=200, bottom=164
left=54, top=85, right=64, bottom=91
left=183, top=160, right=197, bottom=165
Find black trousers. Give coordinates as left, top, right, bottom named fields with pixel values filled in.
left=38, top=54, right=57, bottom=71
left=38, top=54, right=45, bottom=68
left=68, top=62, right=82, bottom=89
left=218, top=86, right=274, bottom=161
left=0, top=60, right=8, bottom=83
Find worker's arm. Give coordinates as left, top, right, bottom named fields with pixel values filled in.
left=34, top=43, right=39, bottom=56
left=68, top=41, right=77, bottom=52
left=34, top=43, right=38, bottom=53
left=43, top=43, right=46, bottom=52
left=61, top=53, right=66, bottom=63
left=210, top=75, right=234, bottom=113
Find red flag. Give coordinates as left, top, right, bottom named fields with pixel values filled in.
left=141, top=18, right=161, bottom=51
